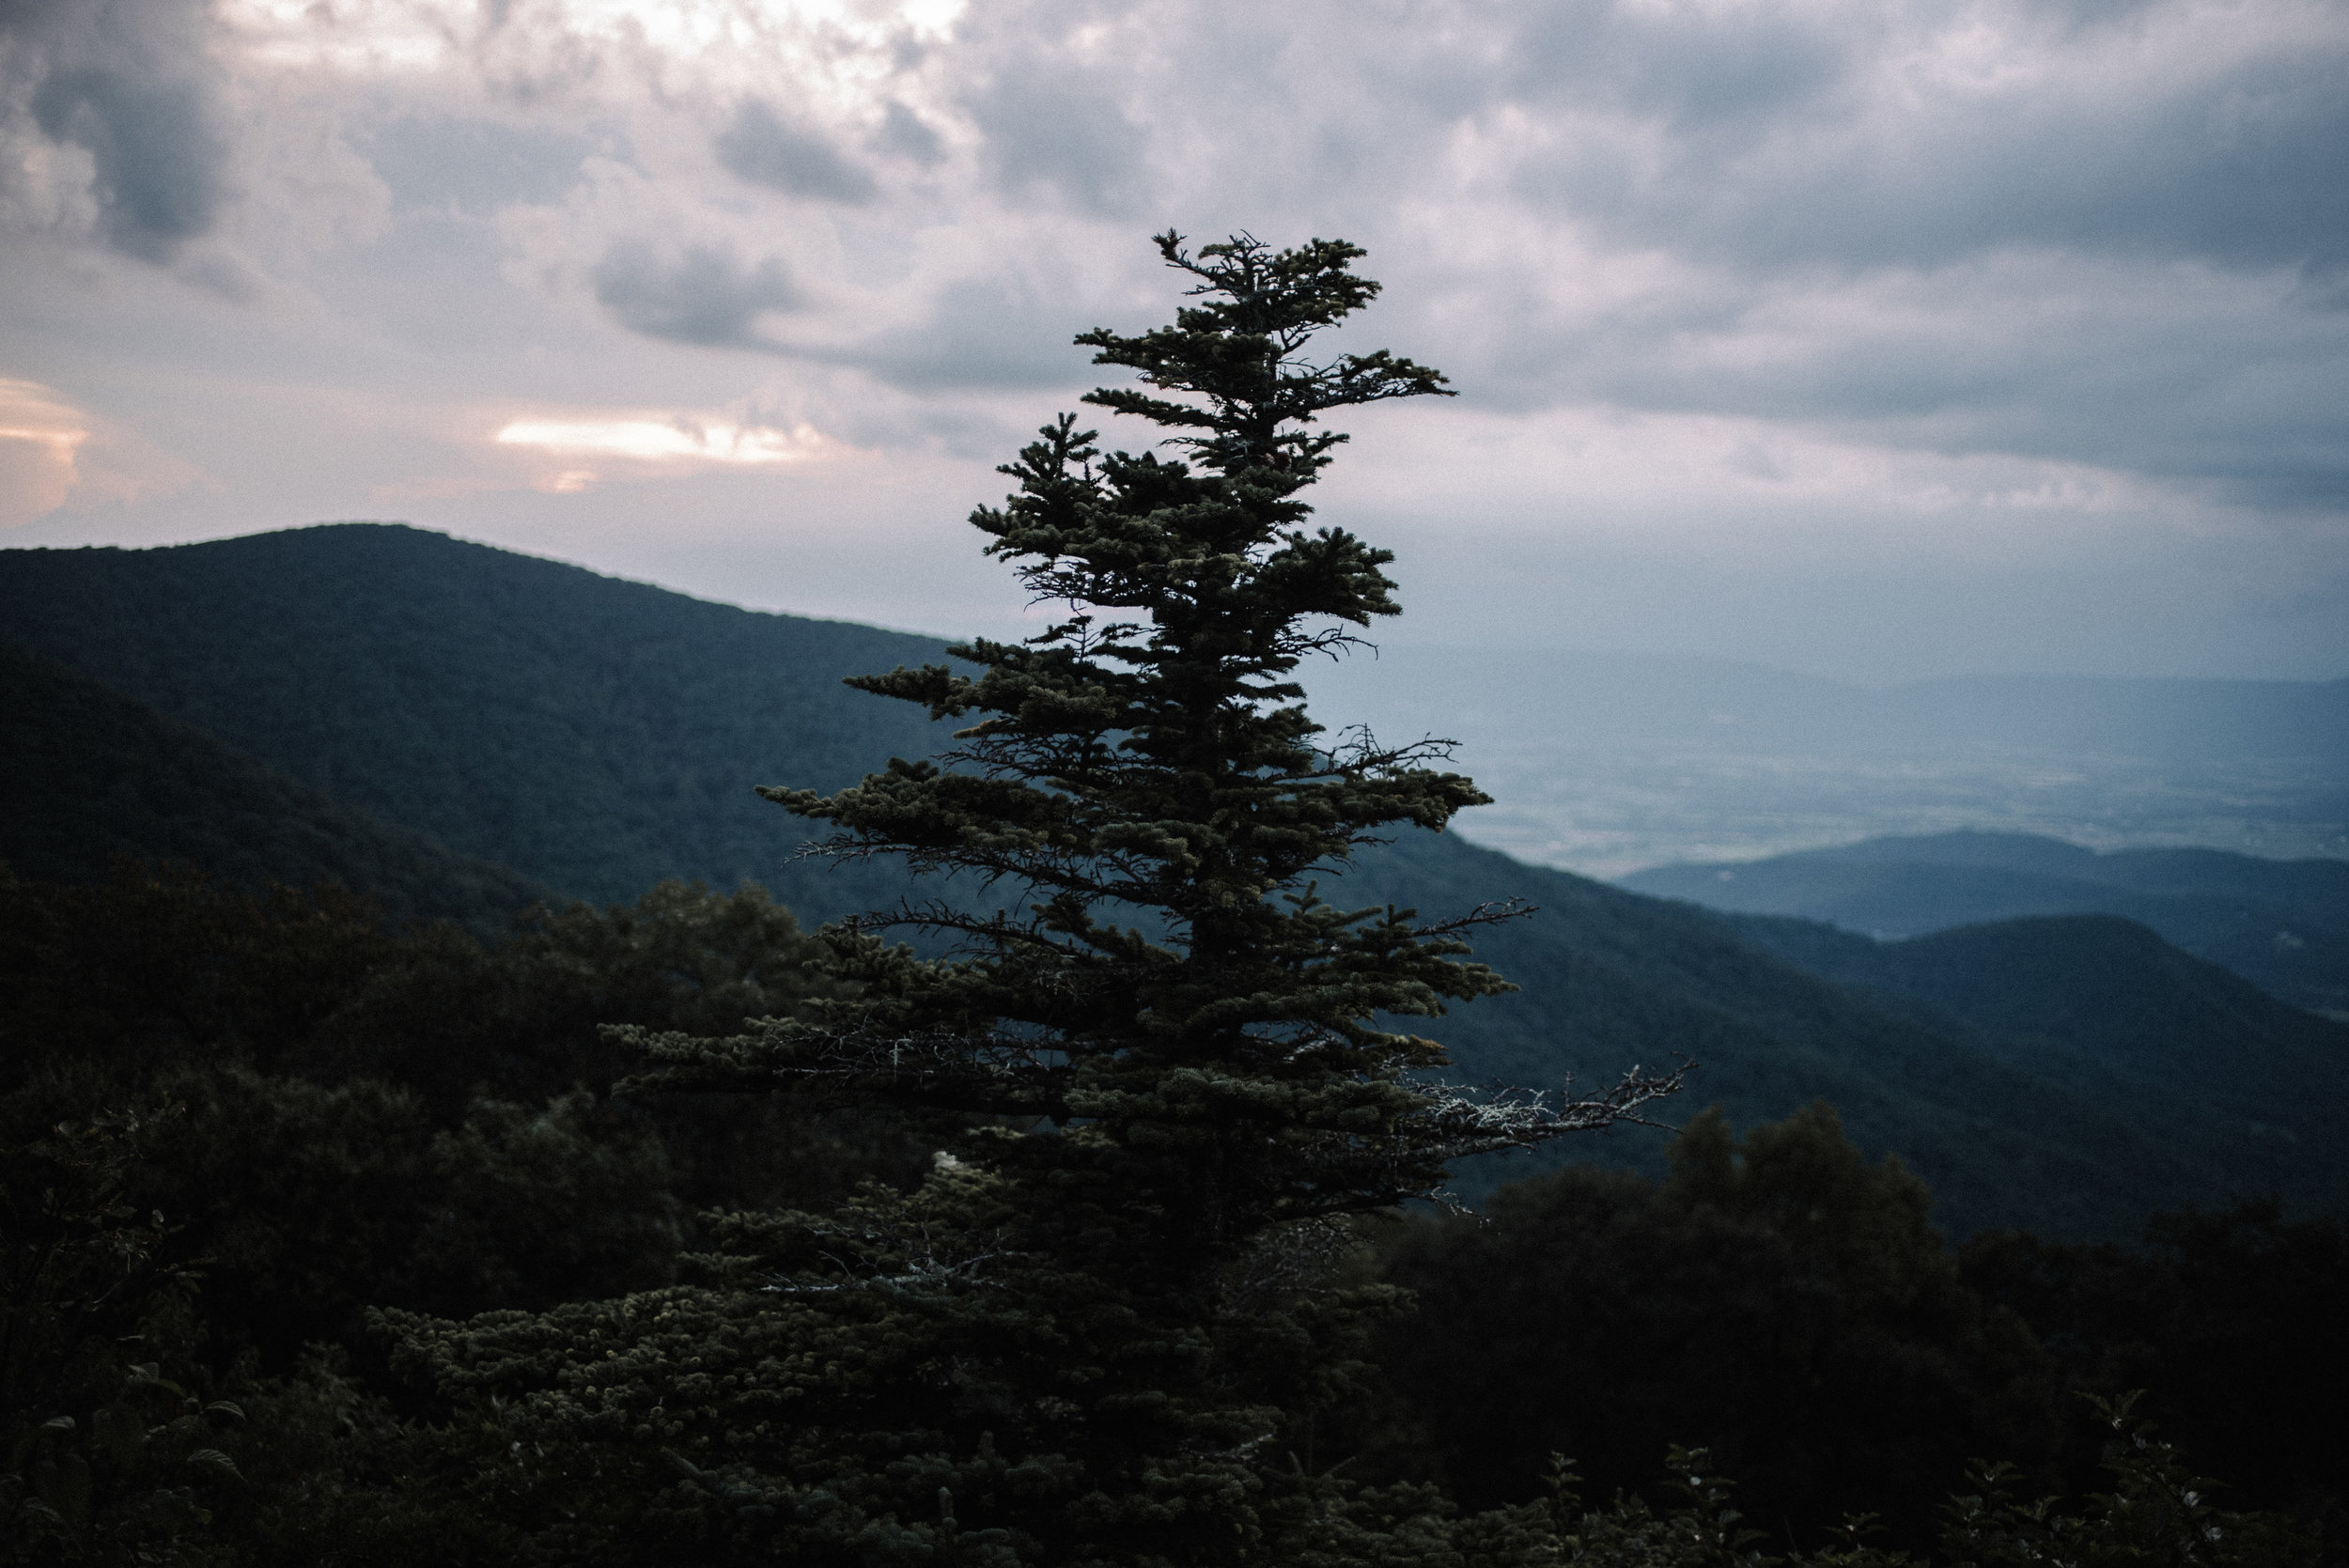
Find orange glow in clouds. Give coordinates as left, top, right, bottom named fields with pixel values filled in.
left=490, top=414, right=840, bottom=492
left=0, top=380, right=206, bottom=527
left=0, top=380, right=93, bottom=526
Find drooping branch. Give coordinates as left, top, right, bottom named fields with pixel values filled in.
left=1408, top=899, right=1540, bottom=939
left=1405, top=1060, right=1695, bottom=1161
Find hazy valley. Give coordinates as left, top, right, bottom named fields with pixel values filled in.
left=1303, top=646, right=2349, bottom=877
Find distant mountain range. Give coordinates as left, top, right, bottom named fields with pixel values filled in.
left=1620, top=831, right=2349, bottom=1017
left=7, top=523, right=2343, bottom=1238
left=1304, top=646, right=2349, bottom=875
left=1721, top=910, right=2344, bottom=1194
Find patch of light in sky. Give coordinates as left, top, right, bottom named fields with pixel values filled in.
left=570, top=0, right=965, bottom=45
left=225, top=0, right=967, bottom=72
left=0, top=380, right=88, bottom=455
left=223, top=0, right=448, bottom=71
left=0, top=380, right=92, bottom=527
left=494, top=417, right=832, bottom=465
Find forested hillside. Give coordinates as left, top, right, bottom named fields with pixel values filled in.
left=1347, top=833, right=2349, bottom=1233
left=1, top=639, right=551, bottom=931
left=7, top=524, right=2343, bottom=1239
left=1623, top=831, right=2349, bottom=1015
left=0, top=524, right=956, bottom=912
left=1725, top=911, right=2349, bottom=1217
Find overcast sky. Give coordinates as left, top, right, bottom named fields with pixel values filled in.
left=2, top=0, right=2343, bottom=682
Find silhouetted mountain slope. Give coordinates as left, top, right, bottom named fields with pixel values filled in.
left=1720, top=910, right=2349, bottom=1218
left=1, top=639, right=552, bottom=930
left=0, top=524, right=957, bottom=913
left=1343, top=833, right=2269, bottom=1236
left=1620, top=831, right=2349, bottom=1015
left=6, top=525, right=2339, bottom=1237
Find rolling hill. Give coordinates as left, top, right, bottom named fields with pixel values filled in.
left=8, top=524, right=2343, bottom=1237
left=1331, top=831, right=2335, bottom=1235
left=1619, top=831, right=2349, bottom=1016
left=1721, top=910, right=2347, bottom=1214
left=0, top=524, right=955, bottom=916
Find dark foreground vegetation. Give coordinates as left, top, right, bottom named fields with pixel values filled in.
left=7, top=232, right=2341, bottom=1565
left=4, top=864, right=2341, bottom=1562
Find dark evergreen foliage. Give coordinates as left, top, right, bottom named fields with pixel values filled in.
left=0, top=863, right=914, bottom=1369
left=1961, top=1203, right=2349, bottom=1557
left=1361, top=1104, right=2349, bottom=1560
left=0, top=865, right=2331, bottom=1562
left=706, top=230, right=1672, bottom=1223
left=1364, top=1106, right=2065, bottom=1553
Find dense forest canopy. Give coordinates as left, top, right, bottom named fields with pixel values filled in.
left=4, top=863, right=2341, bottom=1563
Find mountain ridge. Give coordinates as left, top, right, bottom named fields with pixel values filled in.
left=0, top=523, right=957, bottom=914
left=8, top=523, right=2342, bottom=1238
left=1621, top=831, right=2349, bottom=1016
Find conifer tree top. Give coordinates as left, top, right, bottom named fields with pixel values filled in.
left=1075, top=230, right=1453, bottom=484
left=633, top=228, right=1680, bottom=1247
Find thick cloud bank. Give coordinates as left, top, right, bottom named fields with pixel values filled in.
left=4, top=0, right=231, bottom=261
left=0, top=0, right=2341, bottom=679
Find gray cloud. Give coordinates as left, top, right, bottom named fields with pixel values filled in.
left=358, top=115, right=604, bottom=214
left=1433, top=237, right=2349, bottom=511
left=962, top=70, right=1147, bottom=215
left=6, top=0, right=229, bottom=262
left=5, top=0, right=2341, bottom=685
left=873, top=100, right=944, bottom=165
left=714, top=99, right=876, bottom=204
left=1480, top=2, right=2349, bottom=278
left=31, top=67, right=225, bottom=259
left=855, top=276, right=1097, bottom=392
left=1501, top=0, right=1852, bottom=134
left=1236, top=0, right=2349, bottom=508
left=590, top=241, right=798, bottom=347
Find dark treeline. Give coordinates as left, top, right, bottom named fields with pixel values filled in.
left=1371, top=1110, right=2348, bottom=1554
left=5, top=862, right=2340, bottom=1563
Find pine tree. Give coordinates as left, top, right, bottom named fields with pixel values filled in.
left=656, top=229, right=1678, bottom=1250
left=385, top=231, right=1679, bottom=1567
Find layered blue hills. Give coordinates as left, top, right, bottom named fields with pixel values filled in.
left=1621, top=831, right=2349, bottom=1017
